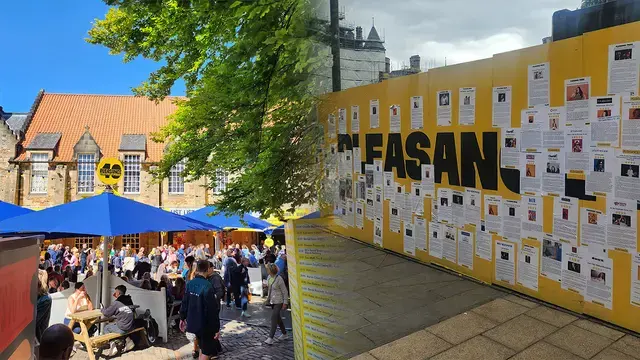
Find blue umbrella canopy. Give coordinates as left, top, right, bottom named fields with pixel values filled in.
left=0, top=201, right=33, bottom=222
left=0, top=192, right=219, bottom=237
left=186, top=206, right=273, bottom=230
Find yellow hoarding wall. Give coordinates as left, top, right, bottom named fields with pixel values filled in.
left=320, top=22, right=640, bottom=333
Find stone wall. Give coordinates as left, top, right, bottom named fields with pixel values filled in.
left=0, top=124, right=18, bottom=203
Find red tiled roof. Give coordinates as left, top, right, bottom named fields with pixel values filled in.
left=19, top=93, right=183, bottom=162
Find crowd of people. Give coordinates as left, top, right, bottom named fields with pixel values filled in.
left=36, top=240, right=290, bottom=360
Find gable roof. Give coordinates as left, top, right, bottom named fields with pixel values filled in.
left=26, top=133, right=62, bottom=150
left=18, top=93, right=181, bottom=162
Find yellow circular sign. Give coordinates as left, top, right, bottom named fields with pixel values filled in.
left=264, top=238, right=274, bottom=248
left=96, top=157, right=124, bottom=185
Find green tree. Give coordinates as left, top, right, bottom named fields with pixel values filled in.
left=88, top=0, right=327, bottom=218
left=581, top=0, right=614, bottom=8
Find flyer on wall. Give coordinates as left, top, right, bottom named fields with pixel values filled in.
left=410, top=96, right=424, bottom=130
left=373, top=217, right=383, bottom=247
left=394, top=183, right=404, bottom=209
left=608, top=42, right=639, bottom=96
left=528, top=62, right=550, bottom=108
left=520, top=151, right=543, bottom=195
left=374, top=160, right=383, bottom=188
left=346, top=200, right=355, bottom=228
left=365, top=164, right=374, bottom=189
left=452, top=190, right=465, bottom=228
left=521, top=108, right=545, bottom=150
left=476, top=222, right=492, bottom=261
left=370, top=99, right=380, bottom=129
left=464, top=188, right=482, bottom=228
left=328, top=113, right=336, bottom=138
left=622, top=96, right=640, bottom=148
left=502, top=198, right=522, bottom=244
left=614, top=149, right=640, bottom=202
left=518, top=244, right=540, bottom=292
left=580, top=208, right=606, bottom=248
left=495, top=240, right=516, bottom=285
left=458, top=229, right=474, bottom=270
left=437, top=90, right=453, bottom=126
left=344, top=150, right=353, bottom=177
left=414, top=216, right=428, bottom=252
left=586, top=147, right=615, bottom=196
left=565, top=128, right=591, bottom=173
left=411, top=182, right=424, bottom=216
left=421, top=164, right=435, bottom=197
left=442, top=224, right=457, bottom=264
left=541, top=234, right=563, bottom=283
left=389, top=201, right=401, bottom=234
left=338, top=108, right=347, bottom=134
left=484, top=195, right=503, bottom=235
left=544, top=106, right=566, bottom=149
left=383, top=172, right=394, bottom=200
left=493, top=86, right=513, bottom=128
left=351, top=105, right=360, bottom=134
left=374, top=187, right=383, bottom=218
left=522, top=196, right=543, bottom=241
left=561, top=245, right=586, bottom=296
left=429, top=221, right=443, bottom=259
left=585, top=253, right=613, bottom=310
left=356, top=175, right=366, bottom=201
left=553, top=196, right=579, bottom=246
left=632, top=252, right=640, bottom=307
left=403, top=222, right=416, bottom=256
left=459, top=87, right=476, bottom=126
left=606, top=197, right=637, bottom=252
left=365, top=192, right=374, bottom=221
left=403, top=192, right=412, bottom=224
left=565, top=77, right=591, bottom=127
left=501, top=128, right=521, bottom=169
left=437, top=188, right=453, bottom=223
left=389, top=105, right=401, bottom=133
left=353, top=147, right=361, bottom=174
left=542, top=150, right=565, bottom=196
left=589, top=95, right=620, bottom=148
left=355, top=200, right=364, bottom=230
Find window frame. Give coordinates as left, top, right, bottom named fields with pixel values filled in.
left=75, top=237, right=94, bottom=249
left=168, top=161, right=185, bottom=194
left=214, top=169, right=228, bottom=194
left=121, top=234, right=140, bottom=251
left=77, top=153, right=96, bottom=194
left=30, top=152, right=49, bottom=194
left=123, top=154, right=141, bottom=194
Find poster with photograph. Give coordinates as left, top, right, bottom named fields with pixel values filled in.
left=493, top=86, right=513, bottom=128
left=355, top=200, right=364, bottom=230
left=522, top=196, right=543, bottom=241
left=421, top=164, right=435, bottom=198
left=459, top=87, right=476, bottom=125
left=521, top=108, right=545, bottom=150
left=412, top=182, right=424, bottom=216
left=562, top=245, right=587, bottom=296
left=356, top=175, right=366, bottom=201
left=608, top=42, right=639, bottom=96
left=622, top=96, right=640, bottom=148
left=452, top=190, right=465, bottom=228
left=521, top=151, right=544, bottom=195
left=366, top=190, right=374, bottom=221
left=553, top=196, right=579, bottom=246
left=437, top=188, right=453, bottom=223
left=365, top=164, right=374, bottom=190
left=338, top=108, right=347, bottom=134
left=370, top=99, right=380, bottom=129
left=374, top=160, right=383, bottom=188
left=495, top=240, right=516, bottom=285
left=328, top=113, right=336, bottom=138
left=606, top=197, right=637, bottom=252
left=501, top=128, right=521, bottom=169
left=518, top=244, right=540, bottom=292
left=351, top=105, right=360, bottom=134
left=580, top=208, right=606, bottom=248
left=565, top=128, right=591, bottom=173
left=410, top=96, right=423, bottom=130
left=353, top=147, right=361, bottom=174
left=437, top=90, right=453, bottom=126
left=429, top=221, right=443, bottom=259
left=589, top=95, right=620, bottom=147
left=542, top=150, right=565, bottom=196
left=502, top=198, right=522, bottom=244
left=528, top=62, right=550, bottom=107
left=476, top=223, right=492, bottom=261
left=585, top=254, right=613, bottom=310
left=403, top=222, right=416, bottom=256
left=442, top=224, right=457, bottom=264
left=485, top=195, right=503, bottom=235
left=458, top=229, right=474, bottom=270
left=374, top=187, right=383, bottom=219
left=544, top=106, right=566, bottom=149
left=344, top=150, right=353, bottom=176
left=615, top=149, right=640, bottom=202
left=415, top=216, right=427, bottom=252
left=632, top=252, right=640, bottom=307
left=389, top=105, right=401, bottom=133
left=541, top=234, right=563, bottom=283
left=373, top=217, right=383, bottom=247
left=586, top=147, right=615, bottom=196
left=465, top=188, right=482, bottom=228
left=383, top=172, right=394, bottom=201
left=565, top=77, right=591, bottom=127
left=389, top=201, right=401, bottom=234
left=394, top=183, right=404, bottom=210
left=346, top=199, right=355, bottom=228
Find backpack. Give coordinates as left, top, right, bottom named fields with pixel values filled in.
left=209, top=273, right=226, bottom=301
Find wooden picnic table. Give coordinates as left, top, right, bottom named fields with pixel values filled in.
left=67, top=309, right=111, bottom=360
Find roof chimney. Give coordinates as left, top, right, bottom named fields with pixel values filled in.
left=356, top=26, right=363, bottom=40
left=410, top=55, right=421, bottom=70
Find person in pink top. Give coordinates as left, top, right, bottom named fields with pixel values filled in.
left=166, top=247, right=177, bottom=266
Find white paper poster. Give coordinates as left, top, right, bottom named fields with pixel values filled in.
left=502, top=198, right=522, bottom=244
left=586, top=147, right=615, bottom=196
left=485, top=195, right=503, bottom=235
left=562, top=245, right=586, bottom=296
left=328, top=113, right=336, bottom=138
left=458, top=229, right=474, bottom=270
left=544, top=106, right=566, bottom=149
left=383, top=172, right=394, bottom=201
left=365, top=164, right=374, bottom=190
left=437, top=188, right=452, bottom=223
left=370, top=99, right=380, bottom=129
left=476, top=223, right=492, bottom=261
left=493, top=86, right=512, bottom=128
left=521, top=108, right=545, bottom=150
left=608, top=42, right=639, bottom=96
left=553, top=196, right=579, bottom=245
left=459, top=87, right=476, bottom=126
left=346, top=199, right=355, bottom=227
left=373, top=160, right=383, bottom=188
left=415, top=216, right=427, bottom=252
left=522, top=196, right=543, bottom=241
left=394, top=183, right=404, bottom=209
left=373, top=217, right=383, bottom=247
left=357, top=175, right=366, bottom=200
left=542, top=150, right=565, bottom=196
left=541, top=234, right=563, bottom=283
left=421, top=164, right=435, bottom=198
left=374, top=187, right=383, bottom=219
left=353, top=147, right=361, bottom=174
left=366, top=192, right=374, bottom=221
left=632, top=252, right=640, bottom=307
left=565, top=77, right=591, bottom=127
left=389, top=105, right=401, bottom=133
left=442, top=224, right=457, bottom=263
left=565, top=128, right=591, bottom=173
left=403, top=192, right=412, bottom=224
left=580, top=208, right=606, bottom=248
left=585, top=253, right=613, bottom=310
left=437, top=90, right=452, bottom=126
left=429, top=221, right=443, bottom=259
left=351, top=105, right=360, bottom=134
left=518, top=244, right=540, bottom=292
left=410, top=96, right=423, bottom=130
left=521, top=151, right=544, bottom=195
left=528, top=62, right=550, bottom=108
left=501, top=128, right=521, bottom=169
left=338, top=108, right=347, bottom=134
left=614, top=149, right=640, bottom=202
left=403, top=222, right=416, bottom=256
left=452, top=190, right=465, bottom=228
left=355, top=200, right=364, bottom=230
left=495, top=240, right=516, bottom=285
left=622, top=96, right=640, bottom=148
left=464, top=188, right=482, bottom=228
left=607, top=197, right=637, bottom=252
left=411, top=182, right=424, bottom=216
left=389, top=201, right=401, bottom=234
left=589, top=95, right=620, bottom=147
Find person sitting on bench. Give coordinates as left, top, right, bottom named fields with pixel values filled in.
left=101, top=285, right=135, bottom=355
left=63, top=282, right=97, bottom=336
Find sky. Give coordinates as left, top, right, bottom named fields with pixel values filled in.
left=0, top=1, right=185, bottom=112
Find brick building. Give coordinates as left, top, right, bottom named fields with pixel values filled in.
left=0, top=91, right=230, bottom=251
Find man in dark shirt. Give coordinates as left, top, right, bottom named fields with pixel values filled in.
left=132, top=258, right=151, bottom=280
left=101, top=285, right=135, bottom=355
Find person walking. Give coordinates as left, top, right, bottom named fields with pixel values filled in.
left=264, top=263, right=288, bottom=345
left=80, top=243, right=89, bottom=274
left=221, top=250, right=237, bottom=308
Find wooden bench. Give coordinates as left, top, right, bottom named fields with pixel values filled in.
left=92, top=327, right=149, bottom=358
